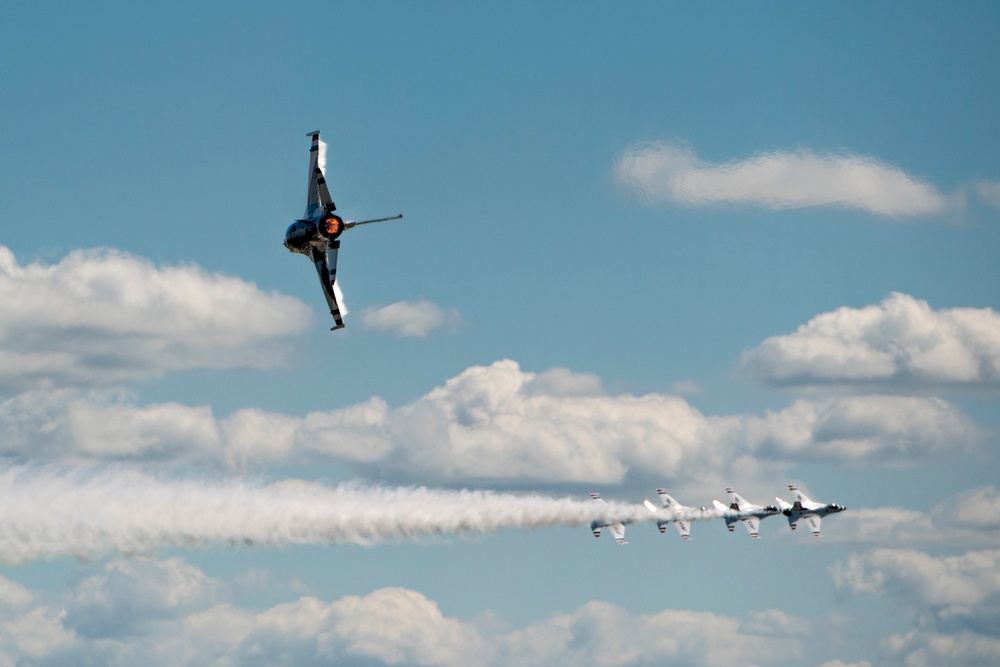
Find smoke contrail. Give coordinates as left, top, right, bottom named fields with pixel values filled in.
left=0, top=465, right=663, bottom=565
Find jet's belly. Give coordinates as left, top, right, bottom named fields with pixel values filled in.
left=284, top=220, right=323, bottom=253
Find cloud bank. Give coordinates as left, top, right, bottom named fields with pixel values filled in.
left=0, top=246, right=311, bottom=391
left=616, top=142, right=952, bottom=217
left=833, top=548, right=1000, bottom=665
left=0, top=362, right=981, bottom=486
left=742, top=293, right=1000, bottom=389
left=361, top=299, right=461, bottom=337
left=0, top=559, right=811, bottom=667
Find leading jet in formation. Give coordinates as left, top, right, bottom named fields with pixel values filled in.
left=284, top=131, right=402, bottom=330
left=712, top=487, right=780, bottom=539
left=775, top=485, right=846, bottom=537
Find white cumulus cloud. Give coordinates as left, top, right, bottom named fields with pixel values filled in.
left=741, top=293, right=1000, bottom=389
left=361, top=299, right=461, bottom=337
left=0, top=361, right=980, bottom=484
left=809, top=485, right=1000, bottom=550
left=880, top=629, right=1000, bottom=667
left=0, top=561, right=812, bottom=666
left=832, top=548, right=1000, bottom=612
left=0, top=245, right=311, bottom=391
left=616, top=141, right=953, bottom=217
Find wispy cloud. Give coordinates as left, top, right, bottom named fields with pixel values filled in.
left=975, top=181, right=1000, bottom=209
left=0, top=246, right=310, bottom=391
left=361, top=299, right=461, bottom=337
left=616, top=142, right=954, bottom=217
left=741, top=293, right=1000, bottom=389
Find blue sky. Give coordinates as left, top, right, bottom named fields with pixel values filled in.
left=2, top=2, right=999, bottom=665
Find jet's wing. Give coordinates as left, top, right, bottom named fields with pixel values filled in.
left=609, top=522, right=627, bottom=545
left=675, top=520, right=691, bottom=540
left=743, top=516, right=761, bottom=538
left=803, top=513, right=823, bottom=537
left=305, top=131, right=335, bottom=218
left=309, top=243, right=345, bottom=330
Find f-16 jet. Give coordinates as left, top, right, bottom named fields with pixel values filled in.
left=643, top=489, right=702, bottom=540
left=283, top=131, right=402, bottom=330
left=712, top=487, right=779, bottom=539
left=590, top=493, right=628, bottom=544
left=775, top=485, right=846, bottom=537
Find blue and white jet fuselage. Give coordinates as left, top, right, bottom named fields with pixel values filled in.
left=284, top=131, right=401, bottom=330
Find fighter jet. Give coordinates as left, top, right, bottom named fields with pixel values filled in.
left=590, top=493, right=628, bottom=545
left=283, top=131, right=402, bottom=330
left=775, top=484, right=846, bottom=537
left=712, top=487, right=779, bottom=539
left=643, top=489, right=702, bottom=540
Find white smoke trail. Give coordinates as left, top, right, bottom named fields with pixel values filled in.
left=0, top=465, right=662, bottom=565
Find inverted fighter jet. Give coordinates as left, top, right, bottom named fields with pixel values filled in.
left=283, top=131, right=402, bottom=330
left=643, top=489, right=703, bottom=541
left=590, top=493, right=628, bottom=545
left=775, top=484, right=846, bottom=537
left=712, top=487, right=780, bottom=539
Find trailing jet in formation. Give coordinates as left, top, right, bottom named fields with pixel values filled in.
left=591, top=483, right=844, bottom=544
left=643, top=489, right=702, bottom=540
left=775, top=485, right=846, bottom=537
left=590, top=493, right=628, bottom=544
left=712, top=487, right=780, bottom=539
left=284, top=131, right=402, bottom=330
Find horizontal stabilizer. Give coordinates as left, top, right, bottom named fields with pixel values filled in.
left=345, top=214, right=403, bottom=229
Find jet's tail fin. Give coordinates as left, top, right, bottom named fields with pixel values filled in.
left=789, top=484, right=827, bottom=511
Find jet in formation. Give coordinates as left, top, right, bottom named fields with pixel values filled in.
left=643, top=489, right=704, bottom=540
left=283, top=131, right=402, bottom=330
left=595, top=484, right=844, bottom=544
left=712, top=487, right=780, bottom=539
left=590, top=493, right=629, bottom=544
left=775, top=485, right=847, bottom=537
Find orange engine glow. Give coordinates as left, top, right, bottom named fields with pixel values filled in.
left=323, top=215, right=344, bottom=237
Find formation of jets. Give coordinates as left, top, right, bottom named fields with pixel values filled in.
left=592, top=484, right=845, bottom=544
left=284, top=131, right=402, bottom=330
